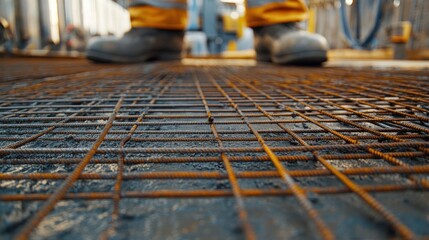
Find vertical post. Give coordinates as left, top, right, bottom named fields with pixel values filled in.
left=0, top=0, right=15, bottom=35
left=355, top=0, right=361, bottom=42
left=57, top=0, right=67, bottom=51
left=203, top=0, right=222, bottom=54
left=307, top=7, right=317, bottom=33
left=0, top=0, right=15, bottom=52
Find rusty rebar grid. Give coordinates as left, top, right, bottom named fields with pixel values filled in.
left=0, top=58, right=428, bottom=240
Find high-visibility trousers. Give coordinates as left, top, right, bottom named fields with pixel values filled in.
left=129, top=0, right=308, bottom=30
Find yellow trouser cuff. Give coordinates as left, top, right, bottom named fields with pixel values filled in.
left=245, top=1, right=308, bottom=27
left=129, top=6, right=187, bottom=30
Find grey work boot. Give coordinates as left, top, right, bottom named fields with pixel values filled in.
left=253, top=23, right=328, bottom=65
left=86, top=28, right=184, bottom=63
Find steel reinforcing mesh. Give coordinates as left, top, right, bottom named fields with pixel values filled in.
left=0, top=59, right=428, bottom=239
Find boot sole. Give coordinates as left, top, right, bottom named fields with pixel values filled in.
left=258, top=50, right=328, bottom=66
left=86, top=50, right=182, bottom=63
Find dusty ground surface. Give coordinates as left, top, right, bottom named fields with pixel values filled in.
left=0, top=58, right=428, bottom=240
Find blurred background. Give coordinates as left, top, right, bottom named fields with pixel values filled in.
left=0, top=0, right=428, bottom=60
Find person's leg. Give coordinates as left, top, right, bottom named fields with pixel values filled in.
left=246, top=0, right=328, bottom=65
left=246, top=0, right=308, bottom=27
left=128, top=0, right=187, bottom=30
left=86, top=0, right=187, bottom=63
